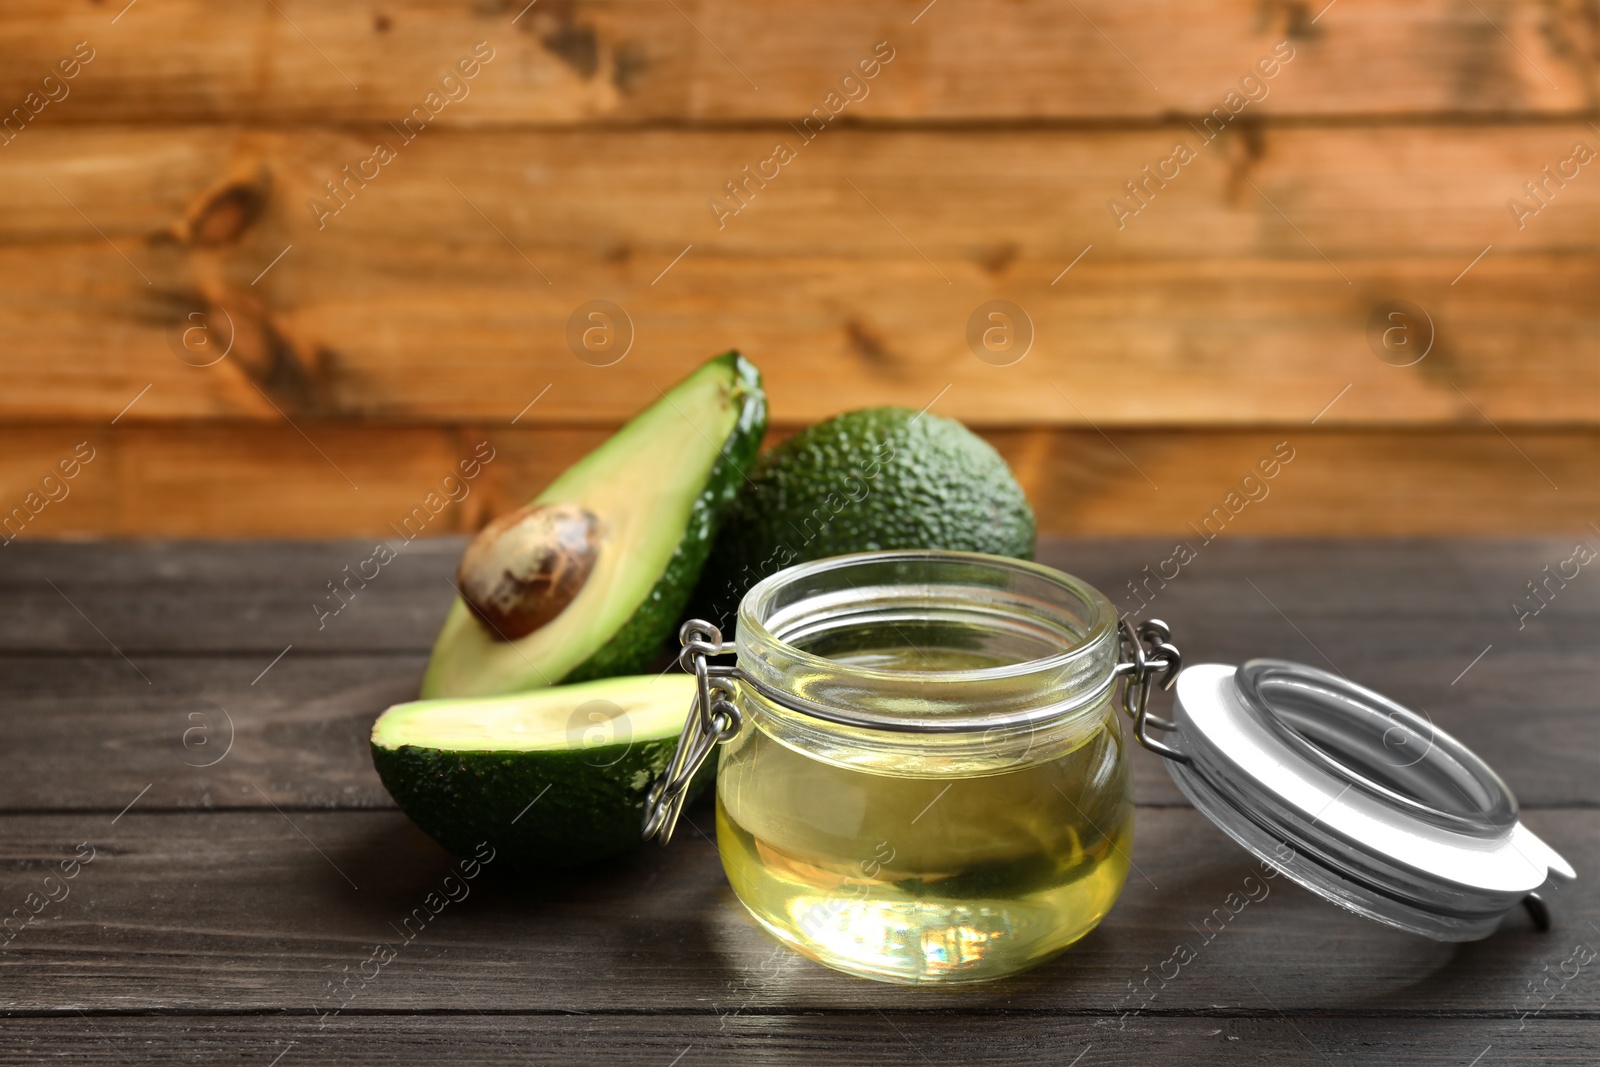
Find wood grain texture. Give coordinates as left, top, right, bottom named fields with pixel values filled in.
left=0, top=425, right=1593, bottom=538
left=0, top=646, right=1589, bottom=810
left=6, top=537, right=1596, bottom=654
left=0, top=1015, right=1594, bottom=1067
left=0, top=538, right=1592, bottom=809
left=0, top=807, right=1590, bottom=1016
left=0, top=540, right=1592, bottom=1060
left=1, top=0, right=1594, bottom=123
left=1, top=126, right=1596, bottom=425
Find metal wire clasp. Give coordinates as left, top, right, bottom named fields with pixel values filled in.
left=641, top=620, right=744, bottom=845
left=1113, top=617, right=1188, bottom=764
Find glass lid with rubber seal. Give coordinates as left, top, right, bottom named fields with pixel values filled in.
left=1150, top=659, right=1575, bottom=942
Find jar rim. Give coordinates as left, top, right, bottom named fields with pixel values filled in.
left=732, top=550, right=1113, bottom=694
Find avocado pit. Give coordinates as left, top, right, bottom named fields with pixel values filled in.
left=458, top=503, right=602, bottom=640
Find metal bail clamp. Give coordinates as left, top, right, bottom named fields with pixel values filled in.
left=641, top=620, right=744, bottom=845
left=1113, top=617, right=1186, bottom=764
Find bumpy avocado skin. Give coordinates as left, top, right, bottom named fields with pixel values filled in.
left=701, top=407, right=1035, bottom=625
left=561, top=352, right=766, bottom=682
left=372, top=737, right=711, bottom=869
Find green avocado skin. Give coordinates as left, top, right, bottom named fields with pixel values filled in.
left=563, top=352, right=767, bottom=683
left=371, top=738, right=711, bottom=869
left=701, top=407, right=1035, bottom=624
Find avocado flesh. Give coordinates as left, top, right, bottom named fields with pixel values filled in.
left=374, top=674, right=695, bottom=752
left=422, top=353, right=765, bottom=698
left=372, top=675, right=700, bottom=869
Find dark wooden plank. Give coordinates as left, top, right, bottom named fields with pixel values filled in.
left=0, top=641, right=1590, bottom=812
left=0, top=1014, right=1594, bottom=1067
left=0, top=654, right=420, bottom=813
left=0, top=808, right=1590, bottom=1015
left=2, top=538, right=1594, bottom=654
left=0, top=538, right=1591, bottom=808
left=0, top=537, right=465, bottom=655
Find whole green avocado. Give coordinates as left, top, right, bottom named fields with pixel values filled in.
left=700, top=406, right=1035, bottom=625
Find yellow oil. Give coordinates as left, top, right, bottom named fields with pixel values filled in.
left=715, top=649, right=1132, bottom=985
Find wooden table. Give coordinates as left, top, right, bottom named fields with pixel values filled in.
left=1, top=537, right=1594, bottom=1064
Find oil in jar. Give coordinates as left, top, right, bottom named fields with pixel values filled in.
left=715, top=648, right=1132, bottom=985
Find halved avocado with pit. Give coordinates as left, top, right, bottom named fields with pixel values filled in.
left=372, top=675, right=700, bottom=868
left=421, top=352, right=766, bottom=699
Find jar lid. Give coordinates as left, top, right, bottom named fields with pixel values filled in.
left=1163, top=660, right=1575, bottom=941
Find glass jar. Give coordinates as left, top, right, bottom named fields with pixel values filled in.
left=644, top=551, right=1576, bottom=983
left=707, top=551, right=1135, bottom=984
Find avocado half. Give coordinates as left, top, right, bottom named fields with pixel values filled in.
left=422, top=352, right=766, bottom=699
left=372, top=675, right=701, bottom=868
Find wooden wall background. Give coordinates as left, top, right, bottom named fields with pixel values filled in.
left=1, top=0, right=1596, bottom=539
